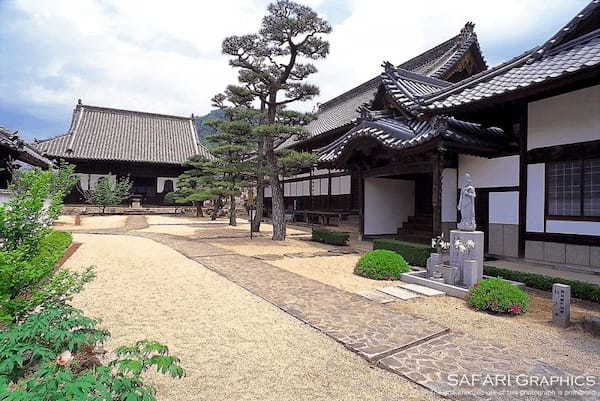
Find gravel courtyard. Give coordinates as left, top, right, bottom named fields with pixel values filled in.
left=66, top=232, right=441, bottom=401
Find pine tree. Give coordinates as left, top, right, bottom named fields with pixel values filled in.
left=222, top=0, right=331, bottom=240
left=165, top=157, right=214, bottom=217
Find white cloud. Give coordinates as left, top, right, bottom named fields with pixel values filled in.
left=1, top=0, right=589, bottom=127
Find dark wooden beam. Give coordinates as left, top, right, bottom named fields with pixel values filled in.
left=358, top=170, right=365, bottom=240
left=432, top=151, right=442, bottom=237
left=527, top=139, right=600, bottom=164
left=516, top=104, right=528, bottom=258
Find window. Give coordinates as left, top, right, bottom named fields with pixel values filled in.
left=547, top=158, right=600, bottom=217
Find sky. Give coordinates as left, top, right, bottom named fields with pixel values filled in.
left=0, top=0, right=590, bottom=140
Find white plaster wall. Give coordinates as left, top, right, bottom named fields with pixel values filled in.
left=547, top=220, right=600, bottom=236
left=264, top=186, right=272, bottom=197
left=489, top=192, right=519, bottom=224
left=442, top=168, right=457, bottom=222
left=89, top=174, right=113, bottom=190
left=75, top=173, right=90, bottom=190
left=364, top=178, right=415, bottom=235
left=157, top=177, right=178, bottom=193
left=526, top=163, right=545, bottom=232
left=528, top=84, right=600, bottom=150
left=458, top=155, right=519, bottom=188
left=331, top=175, right=351, bottom=195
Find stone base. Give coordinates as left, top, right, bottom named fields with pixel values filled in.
left=449, top=230, right=484, bottom=286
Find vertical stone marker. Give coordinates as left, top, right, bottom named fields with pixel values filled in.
left=552, top=283, right=571, bottom=327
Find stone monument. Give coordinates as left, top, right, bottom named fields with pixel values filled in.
left=450, top=173, right=484, bottom=287
left=552, top=283, right=571, bottom=327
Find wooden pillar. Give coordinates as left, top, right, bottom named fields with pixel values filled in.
left=517, top=104, right=528, bottom=258
left=309, top=169, right=313, bottom=211
left=327, top=168, right=332, bottom=210
left=358, top=170, right=364, bottom=240
left=432, top=151, right=443, bottom=237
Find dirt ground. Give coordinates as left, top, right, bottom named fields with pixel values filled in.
left=65, top=233, right=441, bottom=401
left=54, top=215, right=128, bottom=230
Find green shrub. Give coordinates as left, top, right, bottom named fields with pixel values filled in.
left=484, top=265, right=600, bottom=304
left=373, top=239, right=432, bottom=267
left=312, top=228, right=349, bottom=246
left=468, top=278, right=529, bottom=314
left=354, top=250, right=410, bottom=280
left=0, top=303, right=184, bottom=400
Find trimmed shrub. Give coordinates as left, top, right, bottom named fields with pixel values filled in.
left=484, top=265, right=600, bottom=304
left=312, top=228, right=349, bottom=246
left=354, top=250, right=410, bottom=280
left=373, top=239, right=432, bottom=267
left=468, top=277, right=529, bottom=314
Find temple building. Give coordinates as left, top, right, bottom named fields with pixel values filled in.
left=268, top=1, right=600, bottom=268
left=36, top=101, right=212, bottom=205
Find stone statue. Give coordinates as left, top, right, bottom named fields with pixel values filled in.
left=457, top=173, right=476, bottom=231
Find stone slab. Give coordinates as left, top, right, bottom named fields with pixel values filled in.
left=377, top=286, right=421, bottom=300
left=397, top=283, right=445, bottom=297
left=357, top=290, right=396, bottom=304
left=379, top=331, right=599, bottom=401
left=194, top=253, right=446, bottom=362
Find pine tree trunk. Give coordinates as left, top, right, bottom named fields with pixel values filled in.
left=252, top=181, right=264, bottom=232
left=229, top=195, right=237, bottom=226
left=195, top=201, right=204, bottom=217
left=270, top=173, right=286, bottom=240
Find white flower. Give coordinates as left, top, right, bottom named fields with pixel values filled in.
left=56, top=350, right=73, bottom=366
left=466, top=240, right=475, bottom=249
left=431, top=239, right=436, bottom=248
left=454, top=240, right=461, bottom=248
left=458, top=244, right=467, bottom=254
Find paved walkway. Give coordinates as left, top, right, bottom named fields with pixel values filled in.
left=130, top=230, right=598, bottom=401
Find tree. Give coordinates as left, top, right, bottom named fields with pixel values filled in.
left=89, top=177, right=132, bottom=214
left=208, top=89, right=258, bottom=226
left=165, top=156, right=215, bottom=217
left=222, top=0, right=331, bottom=240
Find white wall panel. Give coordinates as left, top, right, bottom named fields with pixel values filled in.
left=489, top=192, right=519, bottom=224
left=320, top=178, right=329, bottom=195
left=442, top=168, right=457, bottom=222
left=340, top=175, right=351, bottom=194
left=331, top=176, right=341, bottom=195
left=526, top=164, right=545, bottom=232
left=157, top=177, right=178, bottom=193
left=312, top=179, right=320, bottom=196
left=458, top=155, right=519, bottom=188
left=284, top=182, right=291, bottom=196
left=264, top=185, right=272, bottom=198
left=547, top=220, right=600, bottom=236
left=302, top=180, right=310, bottom=196
left=528, top=84, right=600, bottom=150
left=364, top=178, right=415, bottom=235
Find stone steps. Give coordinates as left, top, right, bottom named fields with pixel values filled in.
left=358, top=283, right=446, bottom=303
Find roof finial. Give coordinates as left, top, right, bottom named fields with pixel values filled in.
left=381, top=61, right=395, bottom=72
left=77, top=98, right=82, bottom=106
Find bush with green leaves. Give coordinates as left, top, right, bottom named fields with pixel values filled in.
left=89, top=176, right=132, bottom=213
left=484, top=265, right=600, bottom=304
left=312, top=228, right=349, bottom=246
left=372, top=239, right=432, bottom=267
left=354, top=250, right=410, bottom=280
left=467, top=278, right=529, bottom=315
left=0, top=303, right=185, bottom=400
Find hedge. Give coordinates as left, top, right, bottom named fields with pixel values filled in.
left=312, top=228, right=349, bottom=246
left=484, top=265, right=600, bottom=304
left=373, top=239, right=432, bottom=267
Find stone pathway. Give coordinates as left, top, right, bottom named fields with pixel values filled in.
left=118, top=226, right=599, bottom=400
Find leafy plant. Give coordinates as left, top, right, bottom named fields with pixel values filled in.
left=0, top=305, right=184, bottom=400
left=89, top=177, right=132, bottom=213
left=354, top=250, right=410, bottom=280
left=467, top=278, right=529, bottom=314
left=373, top=239, right=433, bottom=267
left=311, top=228, right=349, bottom=246
left=484, top=265, right=600, bottom=304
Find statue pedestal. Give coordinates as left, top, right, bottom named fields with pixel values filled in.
left=449, top=230, right=484, bottom=286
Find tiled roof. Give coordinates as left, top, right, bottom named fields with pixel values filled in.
left=36, top=103, right=213, bottom=165
left=305, top=77, right=381, bottom=138
left=304, top=23, right=486, bottom=140
left=317, top=116, right=510, bottom=163
left=424, top=1, right=600, bottom=110
left=380, top=67, right=450, bottom=114
left=0, top=126, right=53, bottom=168
left=398, top=22, right=486, bottom=80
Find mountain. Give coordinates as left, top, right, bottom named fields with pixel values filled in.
left=193, top=109, right=225, bottom=145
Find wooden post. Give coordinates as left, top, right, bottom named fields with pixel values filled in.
left=327, top=168, right=332, bottom=211
left=516, top=104, right=528, bottom=258
left=358, top=170, right=365, bottom=240
left=432, top=152, right=442, bottom=238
